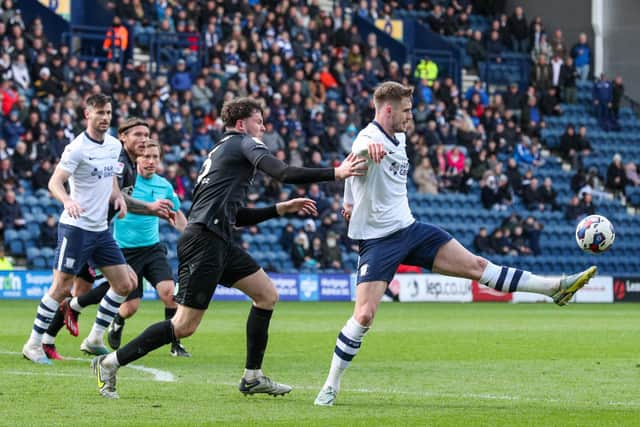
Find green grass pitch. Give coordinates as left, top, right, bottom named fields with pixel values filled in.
left=1, top=300, right=639, bottom=426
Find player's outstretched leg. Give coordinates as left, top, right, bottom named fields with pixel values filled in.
left=433, top=239, right=597, bottom=306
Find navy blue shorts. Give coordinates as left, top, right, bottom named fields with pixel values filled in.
left=53, top=224, right=126, bottom=275
left=356, top=221, right=453, bottom=285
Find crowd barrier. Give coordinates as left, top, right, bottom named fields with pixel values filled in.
left=0, top=270, right=631, bottom=303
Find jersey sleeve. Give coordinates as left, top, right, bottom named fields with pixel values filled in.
left=351, top=134, right=372, bottom=157
left=240, top=136, right=271, bottom=167
left=58, top=142, right=83, bottom=174
left=164, top=179, right=181, bottom=212
left=343, top=177, right=354, bottom=205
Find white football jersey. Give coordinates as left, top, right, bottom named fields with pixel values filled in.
left=345, top=122, right=415, bottom=240
left=58, top=132, right=123, bottom=231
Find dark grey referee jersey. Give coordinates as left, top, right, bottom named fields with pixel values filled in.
left=188, top=131, right=270, bottom=239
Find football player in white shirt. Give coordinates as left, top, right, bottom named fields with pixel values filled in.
left=22, top=94, right=137, bottom=364
left=314, top=81, right=597, bottom=406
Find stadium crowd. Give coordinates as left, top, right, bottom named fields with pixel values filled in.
left=0, top=0, right=638, bottom=270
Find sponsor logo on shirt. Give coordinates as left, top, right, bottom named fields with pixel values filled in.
left=91, top=165, right=117, bottom=179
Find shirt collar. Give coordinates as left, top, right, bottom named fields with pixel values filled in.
left=372, top=121, right=399, bottom=146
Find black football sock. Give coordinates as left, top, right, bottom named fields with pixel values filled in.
left=245, top=306, right=273, bottom=370
left=77, top=281, right=110, bottom=307
left=45, top=306, right=65, bottom=338
left=115, top=320, right=175, bottom=366
left=165, top=307, right=177, bottom=320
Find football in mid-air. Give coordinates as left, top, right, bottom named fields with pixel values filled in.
left=575, top=214, right=615, bottom=254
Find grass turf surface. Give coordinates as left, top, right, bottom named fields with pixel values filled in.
left=0, top=300, right=639, bottom=426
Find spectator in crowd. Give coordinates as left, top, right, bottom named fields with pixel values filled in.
left=504, top=157, right=523, bottom=195
left=540, top=86, right=562, bottom=116
left=103, top=16, right=128, bottom=60
left=625, top=162, right=640, bottom=187
left=511, top=225, right=533, bottom=255
left=514, top=136, right=542, bottom=167
left=504, top=82, right=523, bottom=116
left=550, top=28, right=567, bottom=59
left=571, top=32, right=591, bottom=81
left=538, top=177, right=561, bottom=211
left=191, top=75, right=213, bottom=113
left=486, top=30, right=505, bottom=62
left=522, top=216, right=543, bottom=255
left=530, top=33, right=553, bottom=64
left=559, top=55, right=578, bottom=104
left=490, top=227, right=516, bottom=255
left=309, top=236, right=324, bottom=268
left=473, top=226, right=493, bottom=254
left=38, top=214, right=57, bottom=249
left=3, top=110, right=24, bottom=148
left=578, top=167, right=608, bottom=201
left=592, top=73, right=617, bottom=131
left=0, top=189, right=25, bottom=232
left=322, top=231, right=343, bottom=270
left=32, top=158, right=53, bottom=191
left=170, top=59, right=193, bottom=96
left=559, top=123, right=590, bottom=170
left=279, top=222, right=296, bottom=253
left=605, top=153, right=627, bottom=200
left=522, top=177, right=545, bottom=211
left=413, top=57, right=438, bottom=87
left=565, top=195, right=583, bottom=221
left=508, top=6, right=529, bottom=53
left=466, top=30, right=486, bottom=72
left=530, top=54, right=553, bottom=92
left=578, top=192, right=596, bottom=216
left=559, top=123, right=577, bottom=165
left=11, top=141, right=32, bottom=179
left=612, top=75, right=625, bottom=119
left=520, top=96, right=544, bottom=138
left=291, top=229, right=311, bottom=269
left=413, top=157, right=439, bottom=195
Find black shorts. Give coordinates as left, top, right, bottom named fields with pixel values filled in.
left=122, top=243, right=174, bottom=301
left=175, top=224, right=260, bottom=309
left=77, top=264, right=97, bottom=283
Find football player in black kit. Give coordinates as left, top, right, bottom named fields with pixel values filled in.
left=91, top=97, right=367, bottom=399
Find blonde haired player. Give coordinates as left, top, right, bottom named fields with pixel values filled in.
left=314, top=81, right=597, bottom=406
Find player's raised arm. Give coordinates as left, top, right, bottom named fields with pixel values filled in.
left=256, top=152, right=367, bottom=184
left=234, top=198, right=318, bottom=227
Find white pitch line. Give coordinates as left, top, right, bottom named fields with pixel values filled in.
left=0, top=350, right=175, bottom=382
left=3, top=367, right=640, bottom=408
left=3, top=350, right=639, bottom=408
